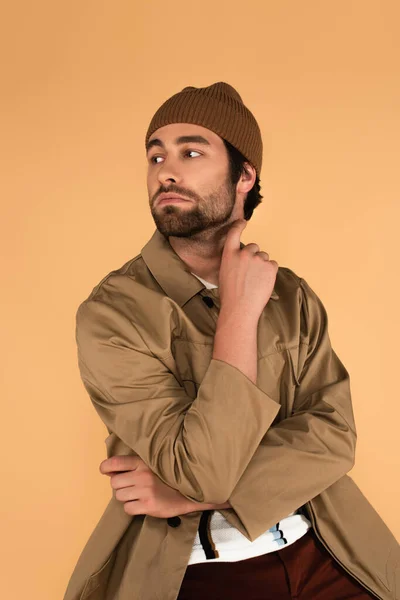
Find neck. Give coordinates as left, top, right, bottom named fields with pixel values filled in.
left=168, top=228, right=229, bottom=286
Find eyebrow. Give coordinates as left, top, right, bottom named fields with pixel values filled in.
left=146, top=135, right=211, bottom=153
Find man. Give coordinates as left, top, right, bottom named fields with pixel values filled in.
left=64, top=82, right=399, bottom=600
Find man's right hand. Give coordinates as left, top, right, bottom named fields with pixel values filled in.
left=218, top=219, right=279, bottom=322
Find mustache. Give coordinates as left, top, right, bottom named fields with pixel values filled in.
left=152, top=185, right=201, bottom=204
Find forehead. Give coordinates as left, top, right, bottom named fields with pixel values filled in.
left=148, top=123, right=223, bottom=147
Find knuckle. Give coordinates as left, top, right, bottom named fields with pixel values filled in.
left=245, top=242, right=258, bottom=250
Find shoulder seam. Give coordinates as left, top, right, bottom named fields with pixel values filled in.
left=87, top=253, right=143, bottom=302
left=278, top=266, right=302, bottom=287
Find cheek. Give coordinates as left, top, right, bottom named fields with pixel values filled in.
left=147, top=172, right=157, bottom=197
left=187, top=163, right=224, bottom=189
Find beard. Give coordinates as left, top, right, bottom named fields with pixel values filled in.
left=150, top=176, right=237, bottom=238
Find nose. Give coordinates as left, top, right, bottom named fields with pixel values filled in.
left=156, top=156, right=182, bottom=186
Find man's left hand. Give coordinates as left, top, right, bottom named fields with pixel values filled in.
left=100, top=455, right=198, bottom=518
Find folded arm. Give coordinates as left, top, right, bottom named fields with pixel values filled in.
left=75, top=288, right=279, bottom=505
left=226, top=277, right=357, bottom=540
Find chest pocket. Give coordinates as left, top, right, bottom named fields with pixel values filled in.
left=170, top=337, right=300, bottom=421
left=257, top=346, right=300, bottom=420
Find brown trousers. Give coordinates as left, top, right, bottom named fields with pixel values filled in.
left=177, top=529, right=376, bottom=599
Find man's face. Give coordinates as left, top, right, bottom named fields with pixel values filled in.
left=146, top=123, right=238, bottom=238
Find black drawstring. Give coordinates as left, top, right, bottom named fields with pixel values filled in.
left=198, top=510, right=219, bottom=559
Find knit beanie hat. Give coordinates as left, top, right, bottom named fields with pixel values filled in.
left=145, top=82, right=263, bottom=177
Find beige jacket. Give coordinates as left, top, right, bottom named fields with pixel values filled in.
left=64, top=228, right=399, bottom=600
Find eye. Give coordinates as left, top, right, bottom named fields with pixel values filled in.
left=150, top=155, right=164, bottom=164
left=148, top=150, right=201, bottom=165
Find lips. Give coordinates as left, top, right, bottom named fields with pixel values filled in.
left=158, top=198, right=188, bottom=206
left=156, top=194, right=190, bottom=207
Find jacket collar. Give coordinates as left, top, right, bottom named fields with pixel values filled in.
left=141, top=229, right=279, bottom=308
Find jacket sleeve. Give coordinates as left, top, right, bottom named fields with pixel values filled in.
left=227, top=277, right=357, bottom=541
left=75, top=297, right=280, bottom=505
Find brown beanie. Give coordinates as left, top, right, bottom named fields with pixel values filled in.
left=145, top=82, right=263, bottom=177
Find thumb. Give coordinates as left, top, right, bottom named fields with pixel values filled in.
left=222, top=219, right=247, bottom=255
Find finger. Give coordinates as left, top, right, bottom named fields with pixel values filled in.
left=100, top=455, right=142, bottom=475
left=102, top=470, right=118, bottom=477
left=269, top=259, right=279, bottom=271
left=110, top=471, right=137, bottom=490
left=222, top=219, right=247, bottom=255
left=254, top=251, right=269, bottom=260
left=115, top=486, right=140, bottom=502
left=243, top=242, right=261, bottom=254
left=123, top=500, right=146, bottom=516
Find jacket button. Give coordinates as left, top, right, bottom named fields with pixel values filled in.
left=167, top=516, right=182, bottom=528
left=202, top=296, right=214, bottom=308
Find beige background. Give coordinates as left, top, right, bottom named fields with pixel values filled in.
left=1, top=1, right=399, bottom=598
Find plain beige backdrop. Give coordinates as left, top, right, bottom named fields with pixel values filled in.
left=1, top=1, right=399, bottom=599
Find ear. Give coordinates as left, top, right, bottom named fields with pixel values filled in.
left=236, top=162, right=257, bottom=195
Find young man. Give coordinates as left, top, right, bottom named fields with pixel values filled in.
left=64, top=83, right=399, bottom=600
